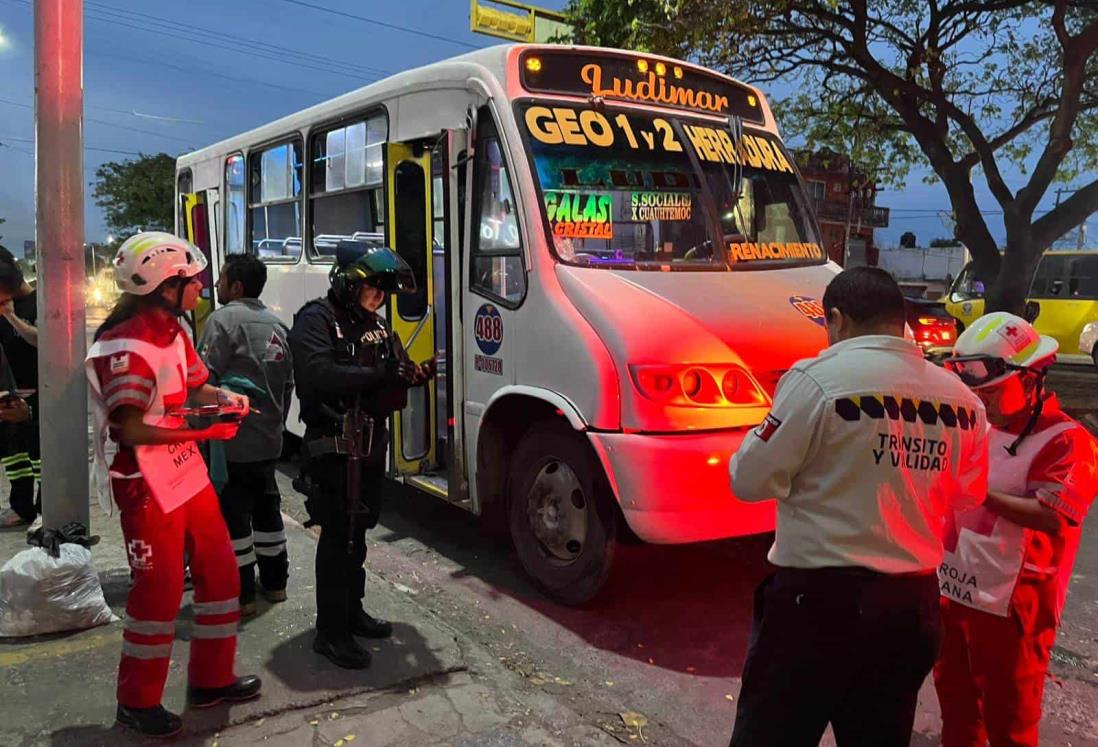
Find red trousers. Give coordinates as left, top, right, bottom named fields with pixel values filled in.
left=115, top=477, right=241, bottom=708
left=933, top=580, right=1059, bottom=747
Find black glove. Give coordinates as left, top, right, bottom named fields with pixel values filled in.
left=27, top=521, right=100, bottom=559
left=386, top=357, right=418, bottom=385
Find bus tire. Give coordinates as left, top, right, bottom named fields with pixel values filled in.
left=508, top=421, right=617, bottom=606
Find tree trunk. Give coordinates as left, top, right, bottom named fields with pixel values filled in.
left=986, top=228, right=1042, bottom=316
left=956, top=228, right=1001, bottom=293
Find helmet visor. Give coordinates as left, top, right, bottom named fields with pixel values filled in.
left=943, top=355, right=1020, bottom=389
left=364, top=269, right=416, bottom=294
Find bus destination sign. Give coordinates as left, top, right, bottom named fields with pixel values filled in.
left=520, top=50, right=764, bottom=123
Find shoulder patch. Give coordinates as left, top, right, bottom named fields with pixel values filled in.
left=755, top=414, right=782, bottom=442
left=263, top=332, right=287, bottom=362
left=109, top=353, right=130, bottom=374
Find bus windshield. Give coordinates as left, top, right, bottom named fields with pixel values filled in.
left=518, top=102, right=824, bottom=271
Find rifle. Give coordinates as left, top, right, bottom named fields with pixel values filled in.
left=342, top=393, right=374, bottom=554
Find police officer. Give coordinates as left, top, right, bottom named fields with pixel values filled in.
left=727, top=267, right=989, bottom=746
left=288, top=240, right=432, bottom=669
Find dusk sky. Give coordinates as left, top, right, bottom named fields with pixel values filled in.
left=0, top=0, right=1092, bottom=256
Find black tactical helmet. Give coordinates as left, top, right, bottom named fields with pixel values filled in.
left=329, top=239, right=416, bottom=307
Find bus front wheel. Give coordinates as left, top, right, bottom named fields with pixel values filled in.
left=508, top=421, right=618, bottom=606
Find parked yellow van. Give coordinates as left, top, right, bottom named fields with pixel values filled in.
left=945, top=250, right=1098, bottom=365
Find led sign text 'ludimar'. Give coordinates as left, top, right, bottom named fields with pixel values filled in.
left=523, top=106, right=794, bottom=175
left=580, top=63, right=728, bottom=114
left=520, top=52, right=764, bottom=121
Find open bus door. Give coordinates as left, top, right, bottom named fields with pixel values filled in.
left=179, top=186, right=219, bottom=337
left=385, top=142, right=441, bottom=492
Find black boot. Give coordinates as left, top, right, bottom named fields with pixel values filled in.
left=187, top=675, right=262, bottom=709
left=115, top=704, right=183, bottom=738
left=313, top=630, right=372, bottom=669
left=350, top=608, right=393, bottom=639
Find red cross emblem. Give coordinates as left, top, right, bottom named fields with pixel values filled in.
left=127, top=539, right=154, bottom=570
left=1004, top=325, right=1018, bottom=337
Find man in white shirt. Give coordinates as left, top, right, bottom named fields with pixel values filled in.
left=727, top=267, right=989, bottom=747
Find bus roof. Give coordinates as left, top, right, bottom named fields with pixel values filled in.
left=177, top=44, right=767, bottom=168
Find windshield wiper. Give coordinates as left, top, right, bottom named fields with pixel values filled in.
left=670, top=117, right=731, bottom=270
left=727, top=114, right=744, bottom=207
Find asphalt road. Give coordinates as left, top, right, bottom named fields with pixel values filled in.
left=271, top=363, right=1098, bottom=746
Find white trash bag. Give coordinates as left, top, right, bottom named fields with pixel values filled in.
left=0, top=544, right=117, bottom=637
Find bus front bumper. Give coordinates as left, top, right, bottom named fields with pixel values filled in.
left=586, top=429, right=776, bottom=545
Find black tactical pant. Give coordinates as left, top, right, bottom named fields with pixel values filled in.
left=310, top=453, right=386, bottom=639
left=2, top=410, right=40, bottom=522
left=218, top=460, right=289, bottom=604
left=729, top=567, right=942, bottom=747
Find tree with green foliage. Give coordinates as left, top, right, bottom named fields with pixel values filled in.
left=92, top=153, right=176, bottom=239
left=563, top=0, right=1098, bottom=314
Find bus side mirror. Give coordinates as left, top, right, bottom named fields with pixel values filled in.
left=1024, top=301, right=1041, bottom=323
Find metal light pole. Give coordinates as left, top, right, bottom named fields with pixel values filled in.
left=35, top=0, right=88, bottom=530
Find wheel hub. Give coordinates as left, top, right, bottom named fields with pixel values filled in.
left=526, top=459, right=587, bottom=563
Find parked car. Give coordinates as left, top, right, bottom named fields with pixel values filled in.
left=945, top=251, right=1098, bottom=365
left=1081, top=321, right=1098, bottom=371
left=905, top=296, right=958, bottom=357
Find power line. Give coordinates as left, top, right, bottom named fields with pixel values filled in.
left=84, top=0, right=395, bottom=78
left=0, top=141, right=33, bottom=157
left=0, top=134, right=143, bottom=157
left=1, top=0, right=385, bottom=83
left=79, top=5, right=380, bottom=82
left=0, top=96, right=197, bottom=146
left=88, top=46, right=335, bottom=99
left=0, top=0, right=343, bottom=99
left=278, top=0, right=481, bottom=50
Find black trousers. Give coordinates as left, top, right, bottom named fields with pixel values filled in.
left=729, top=567, right=942, bottom=747
left=217, top=459, right=288, bottom=603
left=2, top=412, right=40, bottom=521
left=311, top=454, right=385, bottom=638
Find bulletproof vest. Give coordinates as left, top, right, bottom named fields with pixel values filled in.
left=323, top=300, right=408, bottom=417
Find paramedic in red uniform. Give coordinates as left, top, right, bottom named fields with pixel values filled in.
left=727, top=267, right=989, bottom=746
left=86, top=232, right=262, bottom=738
left=937, top=312, right=1098, bottom=746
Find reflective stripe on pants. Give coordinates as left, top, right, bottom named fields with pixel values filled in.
left=114, top=477, right=240, bottom=708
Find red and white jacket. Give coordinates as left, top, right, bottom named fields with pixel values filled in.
left=940, top=396, right=1098, bottom=620
left=85, top=311, right=209, bottom=512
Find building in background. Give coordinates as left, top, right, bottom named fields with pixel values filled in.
left=877, top=240, right=968, bottom=299
left=22, top=240, right=34, bottom=262
left=797, top=149, right=890, bottom=266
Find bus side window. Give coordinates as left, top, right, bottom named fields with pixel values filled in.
left=225, top=154, right=246, bottom=255
left=249, top=140, right=304, bottom=262
left=309, top=115, right=387, bottom=260
left=470, top=113, right=525, bottom=305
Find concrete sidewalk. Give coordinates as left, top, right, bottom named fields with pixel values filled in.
left=0, top=497, right=616, bottom=747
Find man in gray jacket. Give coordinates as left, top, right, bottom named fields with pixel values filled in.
left=199, top=254, right=294, bottom=617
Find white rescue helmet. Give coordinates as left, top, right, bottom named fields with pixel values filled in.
left=945, top=311, right=1058, bottom=389
left=113, top=231, right=207, bottom=296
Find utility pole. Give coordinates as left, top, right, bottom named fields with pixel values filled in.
left=36, top=0, right=88, bottom=530
left=843, top=160, right=856, bottom=267
left=1055, top=187, right=1091, bottom=250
